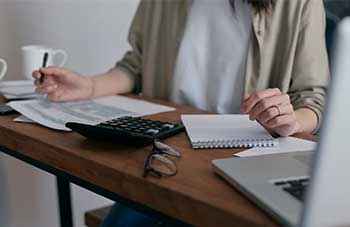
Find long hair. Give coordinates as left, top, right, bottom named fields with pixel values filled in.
left=229, top=0, right=275, bottom=12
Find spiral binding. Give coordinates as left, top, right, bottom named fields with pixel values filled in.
left=192, top=138, right=278, bottom=149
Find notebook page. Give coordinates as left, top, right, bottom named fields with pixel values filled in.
left=181, top=114, right=258, bottom=129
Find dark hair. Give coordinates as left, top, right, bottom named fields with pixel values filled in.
left=229, top=0, right=275, bottom=12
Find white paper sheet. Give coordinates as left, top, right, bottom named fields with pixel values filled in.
left=14, top=115, right=35, bottom=123
left=0, top=80, right=33, bottom=88
left=234, top=137, right=316, bottom=157
left=8, top=96, right=175, bottom=131
left=3, top=93, right=39, bottom=100
left=0, top=86, right=36, bottom=96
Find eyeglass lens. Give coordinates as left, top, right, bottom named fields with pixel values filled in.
left=149, top=154, right=177, bottom=176
left=154, top=140, right=181, bottom=157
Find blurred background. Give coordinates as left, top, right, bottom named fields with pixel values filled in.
left=0, top=0, right=139, bottom=227
left=0, top=0, right=140, bottom=79
left=324, top=0, right=350, bottom=56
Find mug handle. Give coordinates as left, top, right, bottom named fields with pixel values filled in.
left=0, top=59, right=7, bottom=80
left=52, top=49, right=68, bottom=67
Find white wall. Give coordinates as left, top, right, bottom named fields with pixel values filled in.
left=0, top=0, right=140, bottom=79
left=0, top=0, right=140, bottom=226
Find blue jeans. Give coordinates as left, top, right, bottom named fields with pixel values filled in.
left=100, top=203, right=163, bottom=227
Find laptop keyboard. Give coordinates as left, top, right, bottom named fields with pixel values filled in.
left=274, top=178, right=309, bottom=202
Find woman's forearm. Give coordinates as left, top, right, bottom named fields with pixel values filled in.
left=295, top=108, right=318, bottom=134
left=90, top=68, right=135, bottom=98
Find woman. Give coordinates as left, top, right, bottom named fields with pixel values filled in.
left=33, top=0, right=329, bottom=226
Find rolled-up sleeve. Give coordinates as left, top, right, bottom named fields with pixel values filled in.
left=115, top=2, right=146, bottom=93
left=289, top=0, right=330, bottom=132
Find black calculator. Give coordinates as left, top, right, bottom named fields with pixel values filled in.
left=66, top=116, right=185, bottom=146
left=0, top=104, right=16, bottom=115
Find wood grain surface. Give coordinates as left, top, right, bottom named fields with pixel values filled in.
left=0, top=95, right=316, bottom=227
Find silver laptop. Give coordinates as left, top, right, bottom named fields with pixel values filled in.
left=212, top=18, right=350, bottom=227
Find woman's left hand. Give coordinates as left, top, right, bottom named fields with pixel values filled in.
left=240, top=88, right=302, bottom=137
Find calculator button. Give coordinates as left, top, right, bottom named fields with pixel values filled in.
left=99, top=125, right=114, bottom=130
left=162, top=124, right=175, bottom=129
left=145, top=129, right=159, bottom=135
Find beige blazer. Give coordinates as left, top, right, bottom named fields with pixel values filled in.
left=116, top=0, right=330, bottom=131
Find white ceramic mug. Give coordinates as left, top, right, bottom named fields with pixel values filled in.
left=21, top=45, right=68, bottom=80
left=0, top=58, right=7, bottom=80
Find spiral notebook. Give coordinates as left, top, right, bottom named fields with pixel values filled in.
left=181, top=114, right=279, bottom=149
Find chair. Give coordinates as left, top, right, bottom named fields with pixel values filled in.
left=324, top=0, right=350, bottom=55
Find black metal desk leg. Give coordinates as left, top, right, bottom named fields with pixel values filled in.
left=56, top=177, right=73, bottom=227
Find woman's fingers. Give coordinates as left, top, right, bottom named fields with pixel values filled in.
left=249, top=94, right=291, bottom=120
left=33, top=67, right=71, bottom=87
left=243, top=94, right=251, bottom=102
left=273, top=123, right=301, bottom=137
left=240, top=88, right=281, bottom=114
left=40, top=66, right=70, bottom=77
left=32, top=67, right=86, bottom=102
left=242, top=90, right=301, bottom=137
left=34, top=77, right=55, bottom=87
left=34, top=79, right=40, bottom=87
left=48, top=89, right=81, bottom=102
left=32, top=70, right=41, bottom=80
left=47, top=89, right=65, bottom=102
left=257, top=106, right=279, bottom=124
left=35, top=84, right=58, bottom=94
left=258, top=104, right=294, bottom=124
left=265, top=114, right=295, bottom=129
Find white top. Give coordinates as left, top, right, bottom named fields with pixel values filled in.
left=170, top=0, right=252, bottom=114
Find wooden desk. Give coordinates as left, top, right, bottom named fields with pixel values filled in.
left=0, top=95, right=315, bottom=227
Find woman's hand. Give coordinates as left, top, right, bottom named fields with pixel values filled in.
left=240, top=88, right=302, bottom=137
left=33, top=66, right=94, bottom=102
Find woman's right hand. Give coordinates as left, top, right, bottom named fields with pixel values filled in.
left=33, top=66, right=94, bottom=102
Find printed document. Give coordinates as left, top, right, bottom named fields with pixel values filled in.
left=8, top=96, right=175, bottom=131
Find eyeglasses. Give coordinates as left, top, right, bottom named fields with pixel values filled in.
left=143, top=139, right=181, bottom=178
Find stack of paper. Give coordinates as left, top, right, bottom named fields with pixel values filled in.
left=8, top=96, right=175, bottom=131
left=0, top=80, right=38, bottom=100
